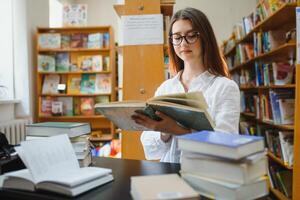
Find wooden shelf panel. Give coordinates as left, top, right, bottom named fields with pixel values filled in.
left=160, top=4, right=174, bottom=16
left=240, top=84, right=296, bottom=90
left=230, top=43, right=296, bottom=73
left=267, top=151, right=293, bottom=170
left=38, top=71, right=111, bottom=75
left=240, top=113, right=294, bottom=130
left=38, top=48, right=110, bottom=52
left=40, top=93, right=111, bottom=97
left=270, top=187, right=291, bottom=200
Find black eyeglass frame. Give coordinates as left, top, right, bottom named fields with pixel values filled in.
left=169, top=31, right=201, bottom=46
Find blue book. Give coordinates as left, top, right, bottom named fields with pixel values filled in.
left=177, top=131, right=264, bottom=160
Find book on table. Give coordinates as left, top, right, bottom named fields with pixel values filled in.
left=130, top=174, right=199, bottom=200
left=181, top=173, right=268, bottom=200
left=178, top=131, right=264, bottom=160
left=2, top=135, right=113, bottom=197
left=26, top=122, right=91, bottom=138
left=95, top=91, right=215, bottom=131
left=180, top=151, right=267, bottom=185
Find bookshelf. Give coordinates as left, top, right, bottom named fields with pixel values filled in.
left=36, top=26, right=116, bottom=141
left=222, top=1, right=299, bottom=199
left=113, top=0, right=174, bottom=160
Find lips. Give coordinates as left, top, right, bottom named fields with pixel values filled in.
left=180, top=49, right=192, bottom=53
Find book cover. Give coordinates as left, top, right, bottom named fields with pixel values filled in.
left=272, top=62, right=294, bottom=85
left=61, top=34, right=71, bottom=49
left=103, top=33, right=110, bottom=48
left=51, top=100, right=63, bottom=116
left=40, top=97, right=52, bottom=116
left=63, top=4, right=87, bottom=27
left=38, top=33, right=61, bottom=49
left=42, top=74, right=60, bottom=94
left=178, top=131, right=264, bottom=160
left=57, top=97, right=73, bottom=116
left=95, top=91, right=214, bottom=131
left=87, top=33, right=103, bottom=48
left=73, top=97, right=81, bottom=115
left=78, top=55, right=102, bottom=71
left=95, top=74, right=111, bottom=93
left=80, top=97, right=95, bottom=116
left=67, top=74, right=81, bottom=94
left=55, top=53, right=70, bottom=72
left=278, top=98, right=295, bottom=124
left=103, top=56, right=110, bottom=71
left=80, top=74, right=96, bottom=94
left=95, top=96, right=110, bottom=115
left=70, top=33, right=84, bottom=48
left=38, top=55, right=55, bottom=72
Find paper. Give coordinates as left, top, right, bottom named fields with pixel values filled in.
left=296, top=7, right=300, bottom=64
left=16, top=135, right=79, bottom=182
left=120, top=14, right=163, bottom=45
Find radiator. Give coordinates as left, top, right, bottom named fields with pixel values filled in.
left=0, top=118, right=32, bottom=145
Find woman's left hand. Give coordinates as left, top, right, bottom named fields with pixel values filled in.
left=131, top=111, right=191, bottom=135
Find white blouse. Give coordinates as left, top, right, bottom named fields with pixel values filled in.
left=140, top=71, right=240, bottom=163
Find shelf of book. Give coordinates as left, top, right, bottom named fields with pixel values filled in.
left=36, top=26, right=116, bottom=140
left=234, top=2, right=297, bottom=46
left=230, top=42, right=296, bottom=73
left=40, top=93, right=111, bottom=97
left=224, top=1, right=298, bottom=199
left=270, top=187, right=291, bottom=200
left=38, top=48, right=110, bottom=53
left=38, top=71, right=111, bottom=75
left=267, top=151, right=293, bottom=170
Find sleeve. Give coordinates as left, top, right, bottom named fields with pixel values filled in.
left=213, top=80, right=240, bottom=134
left=140, top=82, right=172, bottom=160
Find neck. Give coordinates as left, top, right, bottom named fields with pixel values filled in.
left=181, top=59, right=205, bottom=81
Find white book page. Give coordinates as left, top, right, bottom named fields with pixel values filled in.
left=17, top=134, right=79, bottom=182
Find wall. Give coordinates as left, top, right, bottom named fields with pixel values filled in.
left=26, top=0, right=50, bottom=120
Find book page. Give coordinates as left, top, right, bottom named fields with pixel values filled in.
left=16, top=135, right=79, bottom=182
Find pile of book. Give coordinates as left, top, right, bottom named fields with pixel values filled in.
left=178, top=131, right=269, bottom=200
left=26, top=122, right=92, bottom=167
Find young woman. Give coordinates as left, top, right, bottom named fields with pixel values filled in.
left=131, top=7, right=240, bottom=163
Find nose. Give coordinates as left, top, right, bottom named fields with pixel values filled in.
left=180, top=37, right=189, bottom=46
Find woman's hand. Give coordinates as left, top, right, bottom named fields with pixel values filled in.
left=131, top=111, right=191, bottom=135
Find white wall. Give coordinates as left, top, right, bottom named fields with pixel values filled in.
left=26, top=0, right=50, bottom=119
left=72, top=0, right=256, bottom=44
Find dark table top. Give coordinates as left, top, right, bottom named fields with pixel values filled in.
left=0, top=157, right=181, bottom=200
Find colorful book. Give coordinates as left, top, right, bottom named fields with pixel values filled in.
left=80, top=97, right=95, bottom=116
left=103, top=56, right=110, bottom=71
left=42, top=74, right=60, bottom=94
left=55, top=53, right=70, bottom=72
left=61, top=34, right=71, bottom=49
left=95, top=96, right=110, bottom=115
left=272, top=62, right=294, bottom=85
left=38, top=33, right=61, bottom=49
left=51, top=100, right=63, bottom=116
left=67, top=74, right=81, bottom=94
left=87, top=33, right=103, bottom=48
left=103, top=33, right=110, bottom=48
left=57, top=97, right=73, bottom=116
left=95, top=74, right=111, bottom=93
left=78, top=55, right=102, bottom=71
left=80, top=74, right=95, bottom=94
left=73, top=97, right=81, bottom=116
left=38, top=55, right=55, bottom=72
left=177, top=131, right=264, bottom=160
left=40, top=97, right=52, bottom=116
left=70, top=33, right=84, bottom=48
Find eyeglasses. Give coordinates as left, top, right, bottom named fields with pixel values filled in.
left=169, top=31, right=200, bottom=46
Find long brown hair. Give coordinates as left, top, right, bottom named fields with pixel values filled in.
left=168, top=7, right=229, bottom=77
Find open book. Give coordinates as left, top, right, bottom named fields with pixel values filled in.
left=2, top=135, right=113, bottom=197
left=95, top=91, right=215, bottom=131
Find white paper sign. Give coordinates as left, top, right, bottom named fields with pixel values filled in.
left=120, top=14, right=163, bottom=46
left=296, top=7, right=300, bottom=64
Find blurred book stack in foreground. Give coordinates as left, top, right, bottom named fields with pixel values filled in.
left=26, top=122, right=92, bottom=167
left=178, top=131, right=269, bottom=200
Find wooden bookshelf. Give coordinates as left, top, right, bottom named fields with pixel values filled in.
left=267, top=151, right=293, bottom=170
left=36, top=26, right=116, bottom=140
left=224, top=2, right=298, bottom=199
left=113, top=0, right=174, bottom=160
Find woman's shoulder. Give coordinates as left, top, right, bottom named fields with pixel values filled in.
left=155, top=76, right=180, bottom=95
left=212, top=76, right=239, bottom=92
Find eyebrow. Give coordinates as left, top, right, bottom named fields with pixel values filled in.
left=172, top=29, right=195, bottom=35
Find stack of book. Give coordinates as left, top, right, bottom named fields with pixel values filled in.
left=178, top=131, right=269, bottom=200
left=26, top=122, right=92, bottom=167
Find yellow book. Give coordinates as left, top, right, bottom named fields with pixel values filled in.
left=67, top=74, right=81, bottom=94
